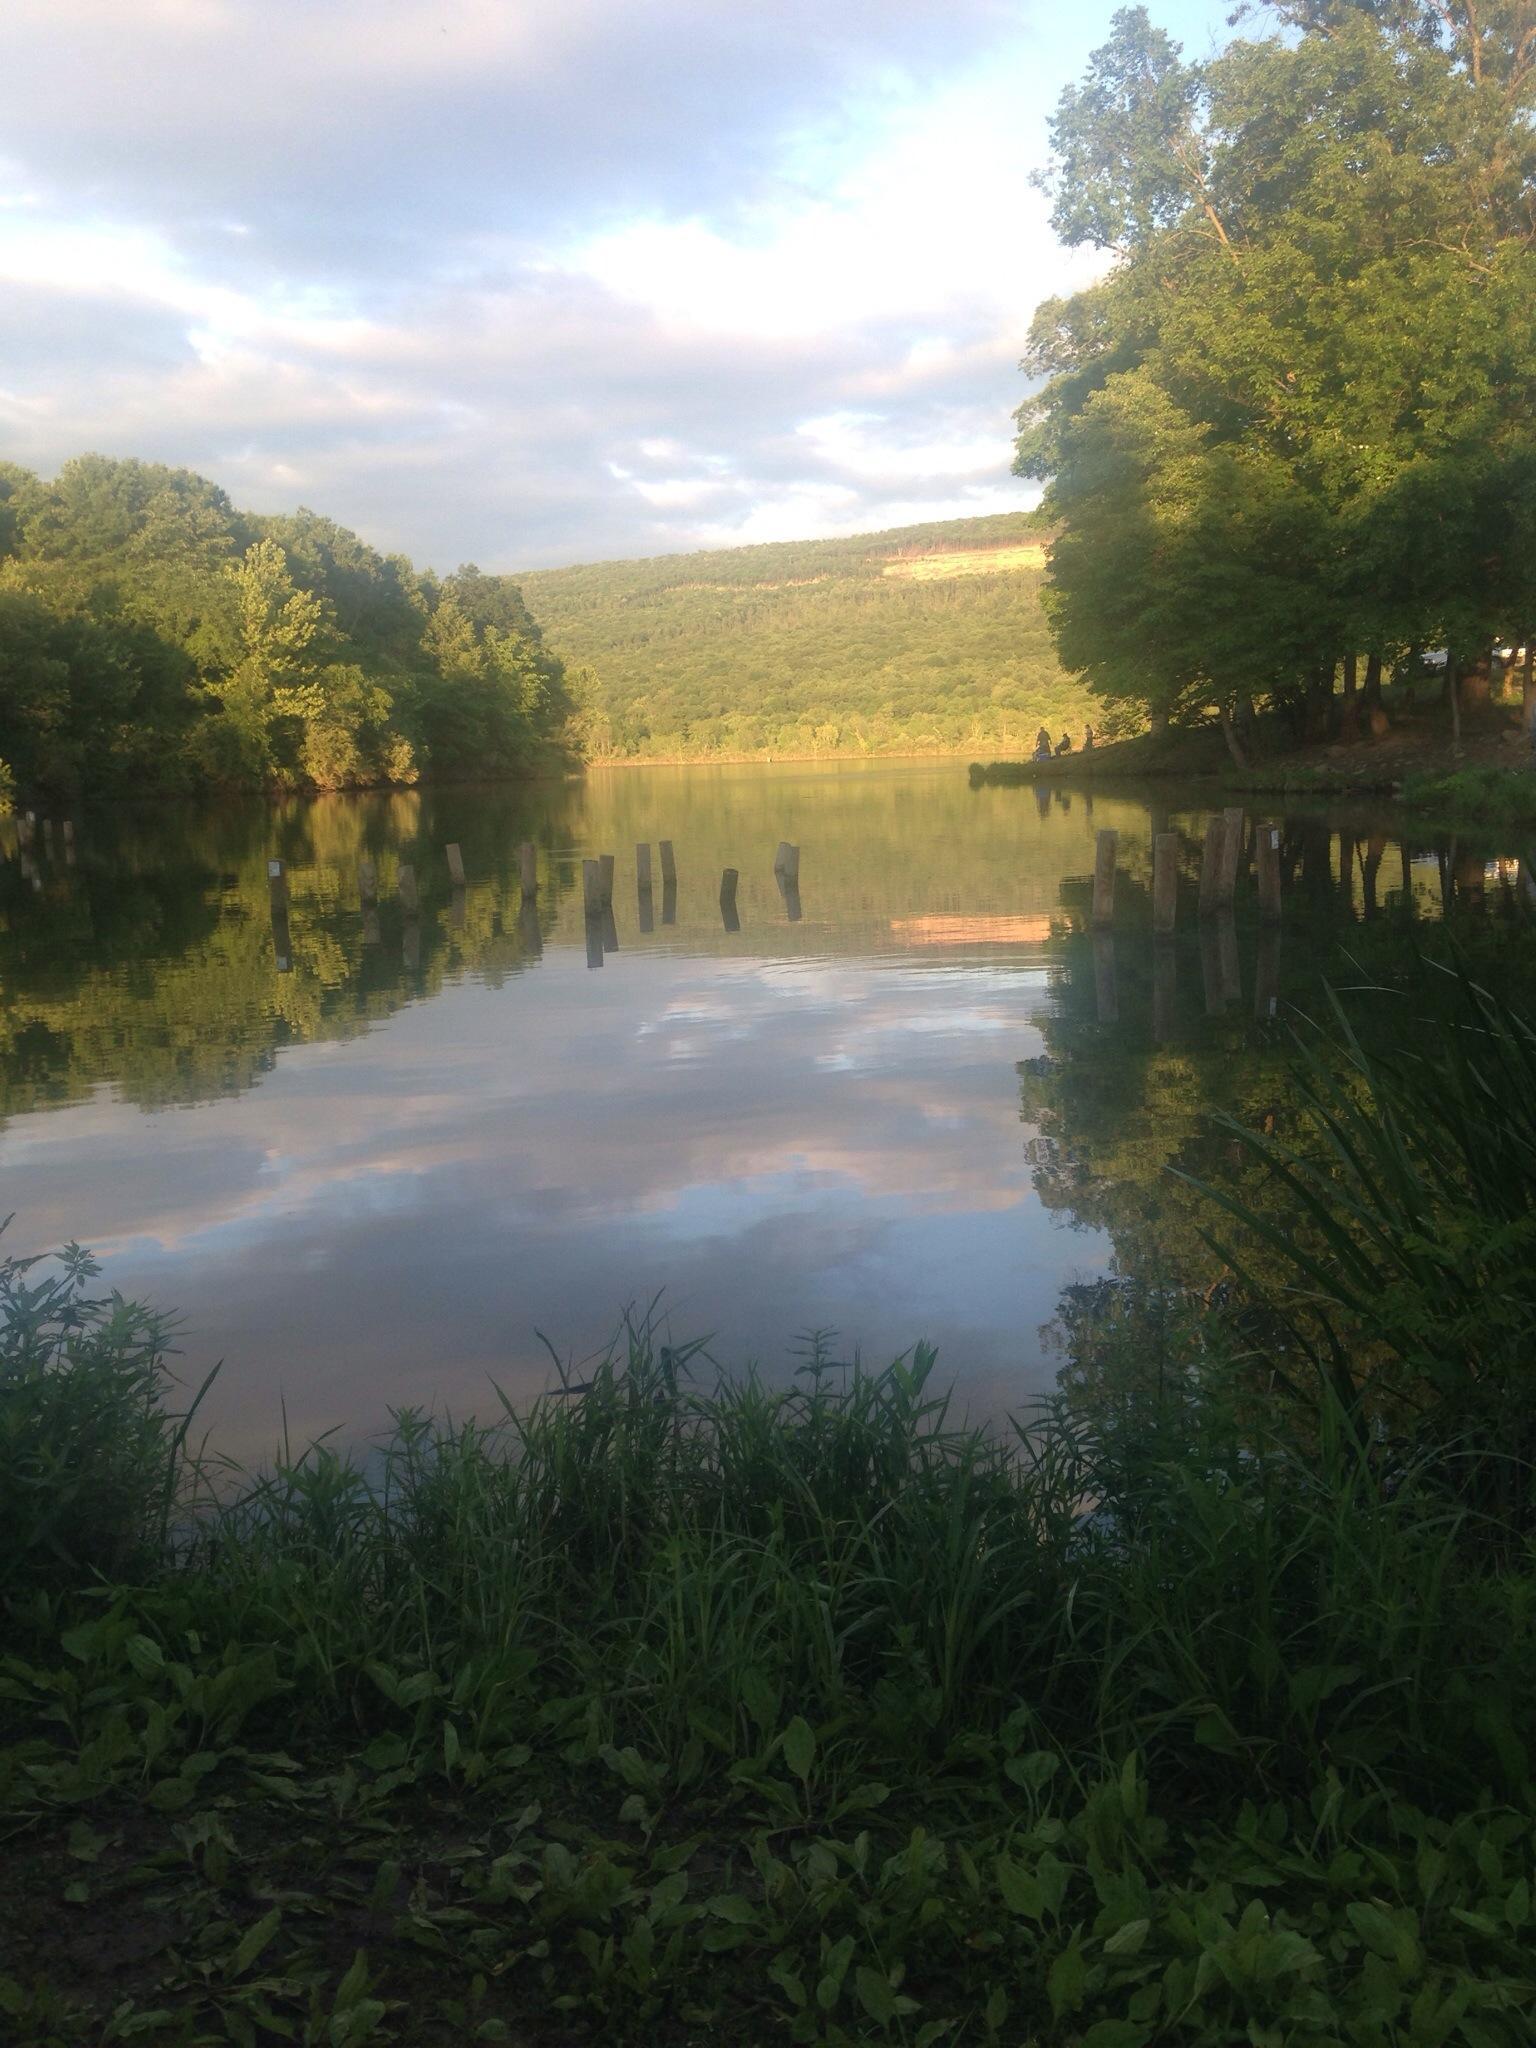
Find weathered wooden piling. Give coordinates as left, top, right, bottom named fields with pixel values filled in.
left=720, top=867, right=740, bottom=933
left=1091, top=829, right=1118, bottom=930
left=450, top=886, right=466, bottom=932
left=445, top=842, right=466, bottom=886
left=585, top=918, right=604, bottom=969
left=659, top=839, right=677, bottom=886
left=1256, top=824, right=1283, bottom=924
left=1216, top=807, right=1246, bottom=910
left=1092, top=933, right=1118, bottom=1025
left=358, top=857, right=378, bottom=906
left=518, top=842, right=538, bottom=898
left=403, top=920, right=420, bottom=971
left=1253, top=927, right=1281, bottom=1021
left=396, top=862, right=419, bottom=915
left=599, top=854, right=615, bottom=908
left=773, top=841, right=800, bottom=884
left=601, top=906, right=619, bottom=955
left=1200, top=923, right=1225, bottom=1016
left=778, top=876, right=803, bottom=924
left=1198, top=817, right=1225, bottom=917
left=1217, top=914, right=1241, bottom=1004
left=1152, top=941, right=1176, bottom=1043
left=519, top=898, right=543, bottom=958
left=268, top=859, right=292, bottom=972
left=362, top=906, right=380, bottom=947
left=1152, top=832, right=1179, bottom=936
left=661, top=879, right=677, bottom=927
left=638, top=886, right=655, bottom=934
left=582, top=858, right=603, bottom=918
left=636, top=842, right=653, bottom=891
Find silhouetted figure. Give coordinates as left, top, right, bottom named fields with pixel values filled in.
left=1033, top=725, right=1052, bottom=761
left=1083, top=725, right=1095, bottom=751
left=1055, top=732, right=1073, bottom=756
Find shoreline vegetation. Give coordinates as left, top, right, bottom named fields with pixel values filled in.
left=971, top=677, right=1536, bottom=823
left=4, top=972, right=1536, bottom=2043
left=0, top=456, right=573, bottom=810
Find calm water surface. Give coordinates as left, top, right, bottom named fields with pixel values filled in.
left=2, top=762, right=1525, bottom=1455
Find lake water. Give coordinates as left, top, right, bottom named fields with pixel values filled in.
left=2, top=762, right=1526, bottom=1457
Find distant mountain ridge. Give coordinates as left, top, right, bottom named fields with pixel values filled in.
left=520, top=512, right=1093, bottom=760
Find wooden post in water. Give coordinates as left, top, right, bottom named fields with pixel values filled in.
left=599, top=854, right=615, bottom=908
left=445, top=843, right=466, bottom=887
left=518, top=842, right=538, bottom=898
left=1200, top=922, right=1225, bottom=1015
left=773, top=841, right=800, bottom=885
left=396, top=862, right=419, bottom=915
left=1216, top=807, right=1246, bottom=910
left=1256, top=824, right=1282, bottom=924
left=638, top=886, right=655, bottom=934
left=1198, top=817, right=1225, bottom=916
left=1153, top=940, right=1176, bottom=1043
left=1091, top=829, right=1118, bottom=929
left=358, top=857, right=378, bottom=906
left=1092, top=933, right=1118, bottom=1025
left=777, top=874, right=803, bottom=923
left=659, top=839, right=677, bottom=887
left=582, top=859, right=603, bottom=919
left=601, top=905, right=619, bottom=955
left=61, top=818, right=75, bottom=866
left=519, top=898, right=543, bottom=958
left=267, top=858, right=291, bottom=972
left=720, top=867, right=740, bottom=933
left=585, top=917, right=604, bottom=969
left=1217, top=915, right=1241, bottom=1005
left=1253, top=927, right=1281, bottom=1021
left=661, top=880, right=677, bottom=927
left=1152, top=832, right=1179, bottom=936
left=636, top=842, right=653, bottom=892
left=450, top=886, right=466, bottom=931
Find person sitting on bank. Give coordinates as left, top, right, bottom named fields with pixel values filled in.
left=1082, top=725, right=1095, bottom=751
left=1055, top=732, right=1073, bottom=756
left=1033, top=725, right=1052, bottom=761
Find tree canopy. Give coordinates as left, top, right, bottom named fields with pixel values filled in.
left=0, top=456, right=570, bottom=800
left=1016, top=0, right=1536, bottom=748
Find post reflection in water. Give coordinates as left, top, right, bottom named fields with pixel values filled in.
left=0, top=763, right=1527, bottom=1459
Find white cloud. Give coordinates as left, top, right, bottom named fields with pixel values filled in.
left=0, top=0, right=1226, bottom=566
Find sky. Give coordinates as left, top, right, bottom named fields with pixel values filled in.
left=0, top=0, right=1231, bottom=572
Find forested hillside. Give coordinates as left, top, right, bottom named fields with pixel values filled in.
left=0, top=456, right=569, bottom=801
left=520, top=513, right=1095, bottom=759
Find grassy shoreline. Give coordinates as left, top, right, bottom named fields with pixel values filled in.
left=5, top=979, right=1536, bottom=2044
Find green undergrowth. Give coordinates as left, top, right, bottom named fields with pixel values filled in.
left=4, top=971, right=1536, bottom=2043
left=1399, top=765, right=1536, bottom=826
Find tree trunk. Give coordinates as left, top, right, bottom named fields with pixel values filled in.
left=1149, top=705, right=1169, bottom=739
left=1523, top=636, right=1535, bottom=738
left=1219, top=699, right=1249, bottom=768
left=1339, top=654, right=1359, bottom=740
left=1362, top=652, right=1388, bottom=735
left=1462, top=651, right=1492, bottom=708
left=1306, top=661, right=1334, bottom=741
left=1447, top=649, right=1462, bottom=749
left=1362, top=834, right=1385, bottom=920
